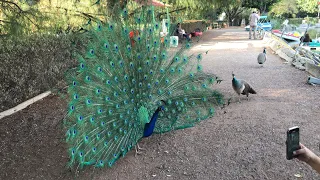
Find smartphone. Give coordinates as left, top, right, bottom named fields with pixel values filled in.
left=286, top=126, right=300, bottom=160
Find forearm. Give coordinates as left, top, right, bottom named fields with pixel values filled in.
left=307, top=155, right=320, bottom=173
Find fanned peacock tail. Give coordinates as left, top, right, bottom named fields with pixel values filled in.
left=64, top=3, right=224, bottom=169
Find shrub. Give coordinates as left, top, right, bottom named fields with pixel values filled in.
left=0, top=33, right=86, bottom=111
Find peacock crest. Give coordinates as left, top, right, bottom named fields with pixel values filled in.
left=64, top=3, right=223, bottom=169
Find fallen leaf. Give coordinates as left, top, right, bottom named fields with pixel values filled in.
left=294, top=174, right=302, bottom=178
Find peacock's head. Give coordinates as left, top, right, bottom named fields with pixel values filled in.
left=157, top=100, right=166, bottom=111
left=263, top=47, right=266, bottom=54
left=138, top=106, right=150, bottom=124
left=232, top=72, right=235, bottom=78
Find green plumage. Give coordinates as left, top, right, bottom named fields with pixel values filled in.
left=64, top=4, right=223, bottom=169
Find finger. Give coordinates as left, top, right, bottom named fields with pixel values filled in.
left=293, top=148, right=306, bottom=156
left=299, top=143, right=305, bottom=148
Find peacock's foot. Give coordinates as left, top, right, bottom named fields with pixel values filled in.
left=135, top=143, right=146, bottom=156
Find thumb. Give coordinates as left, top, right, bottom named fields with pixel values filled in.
left=293, top=148, right=306, bottom=156
left=299, top=143, right=306, bottom=149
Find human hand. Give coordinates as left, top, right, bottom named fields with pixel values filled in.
left=293, top=143, right=317, bottom=164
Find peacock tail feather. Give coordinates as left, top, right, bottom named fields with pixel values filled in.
left=64, top=3, right=223, bottom=169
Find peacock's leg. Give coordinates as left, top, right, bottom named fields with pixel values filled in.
left=137, top=143, right=146, bottom=151
left=135, top=143, right=146, bottom=156
left=135, top=145, right=142, bottom=156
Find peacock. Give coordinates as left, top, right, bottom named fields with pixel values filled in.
left=232, top=72, right=256, bottom=102
left=257, top=47, right=267, bottom=66
left=64, top=4, right=224, bottom=169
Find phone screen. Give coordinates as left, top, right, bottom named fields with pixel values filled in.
left=287, top=127, right=300, bottom=160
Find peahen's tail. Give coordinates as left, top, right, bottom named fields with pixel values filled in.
left=249, top=87, right=257, bottom=94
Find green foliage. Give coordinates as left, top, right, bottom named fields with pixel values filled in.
left=167, top=0, right=215, bottom=9
left=0, top=0, right=249, bottom=35
left=215, top=0, right=242, bottom=8
left=288, top=17, right=319, bottom=25
left=0, top=0, right=43, bottom=35
left=0, top=0, right=112, bottom=36
left=270, top=19, right=283, bottom=29
left=215, top=0, right=245, bottom=23
left=270, top=0, right=319, bottom=18
left=242, top=0, right=279, bottom=13
left=240, top=8, right=255, bottom=24
left=296, top=0, right=318, bottom=14
left=0, top=33, right=87, bottom=111
left=164, top=0, right=217, bottom=20
left=269, top=0, right=298, bottom=18
left=180, top=20, right=208, bottom=32
left=288, top=18, right=304, bottom=25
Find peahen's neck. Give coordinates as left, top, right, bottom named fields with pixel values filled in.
left=143, top=106, right=163, bottom=137
left=232, top=76, right=242, bottom=88
left=263, top=49, right=266, bottom=54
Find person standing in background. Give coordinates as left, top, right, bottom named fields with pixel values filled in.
left=249, top=11, right=260, bottom=39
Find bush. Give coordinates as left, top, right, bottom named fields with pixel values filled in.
left=181, top=20, right=208, bottom=33
left=289, top=18, right=304, bottom=25
left=270, top=19, right=284, bottom=29
left=0, top=33, right=86, bottom=112
left=289, top=17, right=319, bottom=26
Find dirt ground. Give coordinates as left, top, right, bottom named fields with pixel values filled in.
left=1, top=28, right=320, bottom=180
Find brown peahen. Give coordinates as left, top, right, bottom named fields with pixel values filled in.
left=232, top=73, right=256, bottom=102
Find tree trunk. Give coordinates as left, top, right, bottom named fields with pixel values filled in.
left=259, top=3, right=267, bottom=14
left=228, top=16, right=232, bottom=26
left=225, top=6, right=244, bottom=26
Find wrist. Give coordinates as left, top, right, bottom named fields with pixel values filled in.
left=307, top=154, right=320, bottom=173
left=306, top=153, right=319, bottom=165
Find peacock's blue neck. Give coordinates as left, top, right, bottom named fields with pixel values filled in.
left=263, top=49, right=266, bottom=54
left=143, top=106, right=163, bottom=137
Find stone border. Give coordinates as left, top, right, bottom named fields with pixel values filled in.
left=0, top=91, right=51, bottom=120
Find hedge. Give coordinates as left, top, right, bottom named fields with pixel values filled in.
left=0, top=33, right=85, bottom=112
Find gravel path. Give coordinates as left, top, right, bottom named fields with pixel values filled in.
left=1, top=28, right=320, bottom=180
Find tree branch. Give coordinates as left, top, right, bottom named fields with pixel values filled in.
left=0, top=19, right=12, bottom=23
left=0, top=0, right=23, bottom=12
left=51, top=6, right=102, bottom=22
left=1, top=0, right=41, bottom=29
left=156, top=7, right=187, bottom=18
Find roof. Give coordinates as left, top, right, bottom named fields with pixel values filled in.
left=135, top=0, right=172, bottom=7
